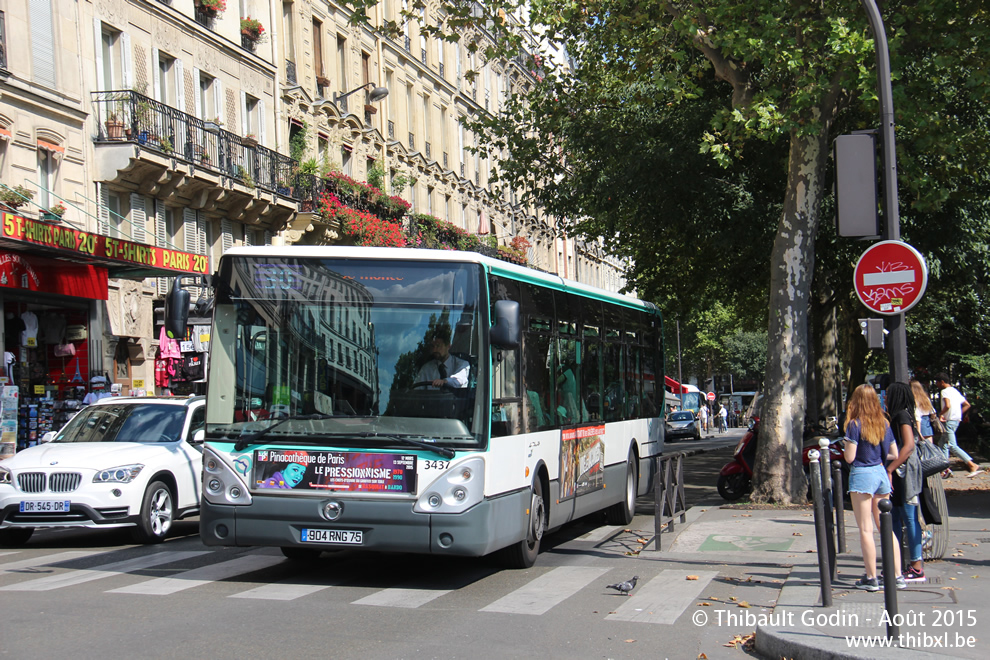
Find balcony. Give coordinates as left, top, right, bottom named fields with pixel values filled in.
left=425, top=142, right=431, bottom=160
left=387, top=120, right=395, bottom=140
left=91, top=90, right=297, bottom=226
left=286, top=59, right=297, bottom=85
left=408, top=132, right=415, bottom=151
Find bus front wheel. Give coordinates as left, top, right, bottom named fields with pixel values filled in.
left=499, top=477, right=545, bottom=569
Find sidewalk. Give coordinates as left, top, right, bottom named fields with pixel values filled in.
left=646, top=465, right=990, bottom=659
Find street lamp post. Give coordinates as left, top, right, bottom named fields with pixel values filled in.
left=333, top=83, right=389, bottom=112
left=860, top=0, right=909, bottom=383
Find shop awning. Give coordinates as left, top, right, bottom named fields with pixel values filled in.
left=0, top=250, right=108, bottom=300
left=0, top=212, right=210, bottom=281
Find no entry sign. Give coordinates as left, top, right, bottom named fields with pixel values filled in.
left=853, top=240, right=928, bottom=315
left=706, top=391, right=716, bottom=401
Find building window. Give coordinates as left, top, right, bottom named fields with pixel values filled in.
left=341, top=145, right=352, bottom=177
left=313, top=18, right=325, bottom=85
left=30, top=1, right=56, bottom=88
left=37, top=148, right=56, bottom=210
left=337, top=35, right=347, bottom=96
left=244, top=94, right=259, bottom=135
left=100, top=25, right=123, bottom=91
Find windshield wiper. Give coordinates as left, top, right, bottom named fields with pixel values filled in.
left=345, top=433, right=456, bottom=459
left=233, top=414, right=334, bottom=451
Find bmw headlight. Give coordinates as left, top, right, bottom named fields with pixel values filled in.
left=0, top=466, right=11, bottom=485
left=93, top=464, right=144, bottom=483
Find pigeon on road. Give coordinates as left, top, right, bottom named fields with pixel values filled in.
left=606, top=575, right=638, bottom=596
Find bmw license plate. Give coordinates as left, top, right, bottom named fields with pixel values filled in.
left=301, top=528, right=363, bottom=545
left=20, top=500, right=70, bottom=513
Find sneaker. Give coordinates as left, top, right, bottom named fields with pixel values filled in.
left=879, top=574, right=907, bottom=590
left=942, top=469, right=953, bottom=479
left=855, top=575, right=879, bottom=592
left=904, top=566, right=926, bottom=582
left=967, top=468, right=982, bottom=478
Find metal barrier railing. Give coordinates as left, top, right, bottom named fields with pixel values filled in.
left=652, top=453, right=687, bottom=550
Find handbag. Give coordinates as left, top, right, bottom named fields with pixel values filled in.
left=915, top=437, right=949, bottom=478
left=929, top=412, right=949, bottom=447
left=53, top=342, right=76, bottom=357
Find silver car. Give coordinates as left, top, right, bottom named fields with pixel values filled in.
left=665, top=411, right=701, bottom=441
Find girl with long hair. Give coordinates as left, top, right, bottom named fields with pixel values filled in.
left=843, top=384, right=904, bottom=591
left=911, top=379, right=935, bottom=441
left=887, top=382, right=925, bottom=582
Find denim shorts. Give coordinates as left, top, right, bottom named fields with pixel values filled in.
left=848, top=463, right=891, bottom=496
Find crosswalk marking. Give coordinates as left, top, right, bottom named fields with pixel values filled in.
left=606, top=569, right=718, bottom=624
left=0, top=551, right=208, bottom=592
left=0, top=550, right=104, bottom=575
left=480, top=566, right=610, bottom=615
left=107, top=554, right=284, bottom=595
left=354, top=586, right=452, bottom=609
left=231, top=582, right=333, bottom=601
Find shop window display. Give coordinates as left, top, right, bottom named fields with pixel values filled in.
left=3, top=302, right=99, bottom=452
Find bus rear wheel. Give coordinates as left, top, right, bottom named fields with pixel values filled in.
left=499, top=477, right=545, bottom=569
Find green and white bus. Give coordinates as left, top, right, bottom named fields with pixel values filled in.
left=195, top=246, right=664, bottom=567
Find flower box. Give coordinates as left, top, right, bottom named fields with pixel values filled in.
left=242, top=135, right=258, bottom=148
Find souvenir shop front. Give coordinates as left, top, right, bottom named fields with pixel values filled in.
left=0, top=213, right=209, bottom=458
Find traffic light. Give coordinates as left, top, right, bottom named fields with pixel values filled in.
left=859, top=318, right=886, bottom=349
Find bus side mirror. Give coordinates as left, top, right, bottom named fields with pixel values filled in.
left=164, top=279, right=190, bottom=339
left=490, top=300, right=520, bottom=349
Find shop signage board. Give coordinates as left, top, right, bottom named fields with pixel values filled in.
left=2, top=213, right=209, bottom=276
left=853, top=240, right=928, bottom=315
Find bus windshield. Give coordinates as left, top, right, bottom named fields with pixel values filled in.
left=206, top=256, right=486, bottom=450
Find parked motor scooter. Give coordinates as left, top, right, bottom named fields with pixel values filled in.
left=717, top=418, right=759, bottom=501
left=801, top=424, right=848, bottom=500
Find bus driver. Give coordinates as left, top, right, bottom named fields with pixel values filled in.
left=416, top=331, right=469, bottom=390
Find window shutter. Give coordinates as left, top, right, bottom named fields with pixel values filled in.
left=152, top=47, right=161, bottom=101
left=156, top=201, right=168, bottom=296
left=182, top=208, right=199, bottom=295
left=121, top=32, right=133, bottom=89
left=221, top=219, right=233, bottom=253
left=240, top=91, right=248, bottom=134
left=244, top=228, right=254, bottom=246
left=129, top=193, right=147, bottom=244
left=214, top=79, right=224, bottom=124
left=192, top=67, right=202, bottom=118
left=264, top=230, right=272, bottom=246
left=93, top=18, right=105, bottom=90
left=258, top=99, right=266, bottom=146
left=30, top=0, right=57, bottom=88
left=175, top=59, right=185, bottom=111
left=97, top=183, right=110, bottom=236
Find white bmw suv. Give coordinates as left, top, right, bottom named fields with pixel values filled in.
left=0, top=396, right=205, bottom=546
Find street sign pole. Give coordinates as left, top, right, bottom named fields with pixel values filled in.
left=861, top=0, right=908, bottom=383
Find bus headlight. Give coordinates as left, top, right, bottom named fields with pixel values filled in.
left=414, top=456, right=484, bottom=514
left=202, top=447, right=252, bottom=506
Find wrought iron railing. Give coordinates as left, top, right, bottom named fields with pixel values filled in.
left=404, top=36, right=411, bottom=52
left=286, top=59, right=297, bottom=85
left=91, top=90, right=294, bottom=196
left=425, top=142, right=431, bottom=160
left=387, top=120, right=395, bottom=140
left=408, top=132, right=415, bottom=150
left=443, top=152, right=448, bottom=169
left=421, top=49, right=427, bottom=65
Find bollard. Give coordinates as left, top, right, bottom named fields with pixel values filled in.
left=819, top=439, right=836, bottom=579
left=808, top=450, right=832, bottom=607
left=832, top=460, right=846, bottom=555
left=879, top=498, right=899, bottom=640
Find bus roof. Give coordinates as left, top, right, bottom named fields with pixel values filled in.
left=219, top=246, right=656, bottom=313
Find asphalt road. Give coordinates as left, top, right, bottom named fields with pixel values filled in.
left=0, top=431, right=747, bottom=660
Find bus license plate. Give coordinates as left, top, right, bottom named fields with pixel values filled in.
left=301, top=528, right=363, bottom=545
left=20, top=500, right=70, bottom=513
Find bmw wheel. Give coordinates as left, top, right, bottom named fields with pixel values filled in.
left=131, top=480, right=174, bottom=544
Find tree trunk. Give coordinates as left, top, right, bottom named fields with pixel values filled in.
left=751, top=128, right=830, bottom=504
left=815, top=289, right=842, bottom=423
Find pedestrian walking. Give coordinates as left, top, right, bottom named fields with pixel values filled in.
left=934, top=372, right=979, bottom=477
left=886, top=382, right=925, bottom=583
left=698, top=405, right=708, bottom=434
left=717, top=403, right=727, bottom=433
left=911, top=379, right=935, bottom=441
left=843, top=384, right=903, bottom=591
